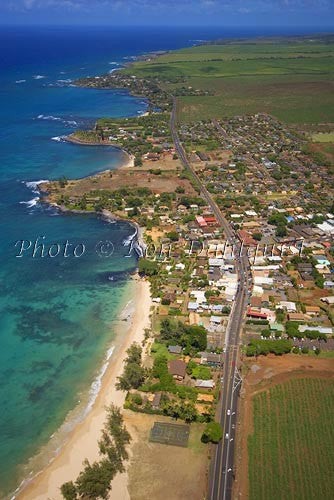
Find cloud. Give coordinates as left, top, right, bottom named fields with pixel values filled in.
left=2, top=0, right=334, bottom=16
left=23, top=0, right=37, bottom=8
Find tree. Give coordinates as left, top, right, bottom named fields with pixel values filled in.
left=186, top=325, right=207, bottom=351
left=262, top=329, right=271, bottom=338
left=246, top=338, right=292, bottom=356
left=116, top=362, right=145, bottom=390
left=134, top=156, right=142, bottom=167
left=186, top=360, right=197, bottom=375
left=61, top=481, right=77, bottom=500
left=131, top=393, right=143, bottom=405
left=276, top=225, right=287, bottom=237
left=125, top=343, right=142, bottom=365
left=101, top=404, right=131, bottom=459
left=167, top=231, right=179, bottom=242
left=201, top=422, right=222, bottom=443
left=275, top=308, right=285, bottom=323
left=253, top=232, right=262, bottom=241
left=58, top=176, right=68, bottom=188
left=245, top=344, right=258, bottom=357
left=179, top=402, right=197, bottom=423
left=117, top=343, right=145, bottom=391
left=138, top=258, right=158, bottom=276
left=76, top=459, right=112, bottom=500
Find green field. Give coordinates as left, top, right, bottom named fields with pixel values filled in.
left=123, top=36, right=334, bottom=124
left=248, top=378, right=334, bottom=500
left=312, top=132, right=334, bottom=142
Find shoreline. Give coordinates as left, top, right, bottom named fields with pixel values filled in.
left=12, top=52, right=149, bottom=500
left=16, top=277, right=152, bottom=500
left=64, top=135, right=135, bottom=169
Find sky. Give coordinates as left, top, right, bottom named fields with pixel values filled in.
left=1, top=0, right=334, bottom=27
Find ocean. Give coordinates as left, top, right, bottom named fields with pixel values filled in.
left=0, top=24, right=326, bottom=498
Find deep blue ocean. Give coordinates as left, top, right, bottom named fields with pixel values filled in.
left=0, top=24, right=328, bottom=497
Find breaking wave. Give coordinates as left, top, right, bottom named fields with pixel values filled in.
left=36, top=115, right=78, bottom=127
left=20, top=197, right=39, bottom=208
left=24, top=179, right=49, bottom=194
left=51, top=136, right=67, bottom=142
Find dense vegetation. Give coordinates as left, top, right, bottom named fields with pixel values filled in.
left=245, top=338, right=293, bottom=356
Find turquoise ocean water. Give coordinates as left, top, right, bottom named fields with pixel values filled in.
left=0, top=25, right=325, bottom=497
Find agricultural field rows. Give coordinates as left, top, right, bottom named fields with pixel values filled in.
left=248, top=378, right=334, bottom=500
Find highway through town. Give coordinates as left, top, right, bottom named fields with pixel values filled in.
left=170, top=99, right=250, bottom=500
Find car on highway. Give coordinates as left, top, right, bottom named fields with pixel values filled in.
left=227, top=409, right=231, bottom=416
left=225, top=433, right=229, bottom=439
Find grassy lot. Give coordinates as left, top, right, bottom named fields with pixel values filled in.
left=125, top=56, right=334, bottom=80
left=308, top=141, right=334, bottom=166
left=248, top=378, right=334, bottom=500
left=176, top=79, right=334, bottom=124
left=123, top=37, right=334, bottom=124
left=150, top=341, right=175, bottom=360
left=307, top=350, right=334, bottom=359
left=312, top=132, right=334, bottom=142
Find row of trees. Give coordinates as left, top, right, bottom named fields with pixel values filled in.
left=116, top=343, right=146, bottom=391
left=245, top=339, right=293, bottom=357
left=61, top=405, right=130, bottom=500
left=285, top=321, right=327, bottom=341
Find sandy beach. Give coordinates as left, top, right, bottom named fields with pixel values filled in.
left=18, top=278, right=152, bottom=500
left=120, top=152, right=135, bottom=169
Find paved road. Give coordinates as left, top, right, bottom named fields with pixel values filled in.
left=170, top=99, right=250, bottom=500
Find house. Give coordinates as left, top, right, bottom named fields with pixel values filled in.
left=238, top=229, right=258, bottom=246
left=195, top=379, right=215, bottom=389
left=247, top=309, right=268, bottom=319
left=209, top=258, right=225, bottom=267
left=254, top=276, right=274, bottom=286
left=168, top=345, right=182, bottom=355
left=200, top=352, right=222, bottom=367
left=305, top=306, right=321, bottom=316
left=298, top=326, right=333, bottom=335
left=313, top=255, right=331, bottom=266
left=278, top=301, right=297, bottom=313
left=168, top=360, right=186, bottom=381
left=196, top=215, right=207, bottom=228
left=145, top=152, right=160, bottom=161
left=210, top=315, right=222, bottom=325
left=204, top=216, right=217, bottom=225
left=270, top=323, right=285, bottom=333
left=288, top=312, right=306, bottom=321
left=321, top=296, right=334, bottom=305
